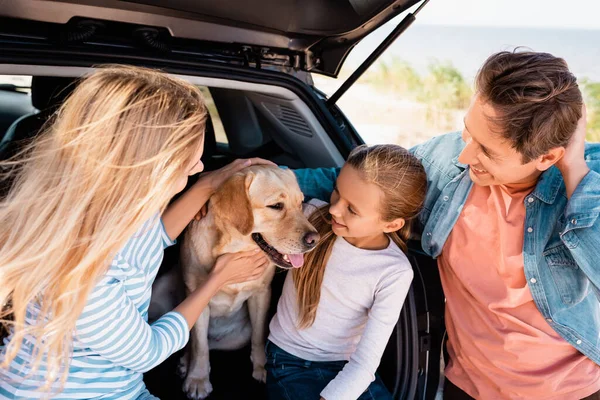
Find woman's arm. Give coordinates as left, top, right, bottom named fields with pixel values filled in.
left=76, top=250, right=268, bottom=373
left=162, top=178, right=213, bottom=240
left=76, top=274, right=192, bottom=373
left=174, top=250, right=269, bottom=328
left=162, top=158, right=275, bottom=239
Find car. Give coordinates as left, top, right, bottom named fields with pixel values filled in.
left=0, top=1, right=445, bottom=399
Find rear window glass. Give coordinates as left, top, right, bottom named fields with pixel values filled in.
left=199, top=87, right=228, bottom=146
left=0, top=75, right=32, bottom=93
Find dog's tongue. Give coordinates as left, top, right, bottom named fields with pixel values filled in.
left=287, top=254, right=304, bottom=268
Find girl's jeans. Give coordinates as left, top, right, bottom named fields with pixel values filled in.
left=265, top=340, right=393, bottom=400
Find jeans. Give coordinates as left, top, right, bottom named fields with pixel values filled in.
left=265, top=340, right=393, bottom=400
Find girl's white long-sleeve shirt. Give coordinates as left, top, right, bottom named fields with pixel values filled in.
left=268, top=200, right=414, bottom=400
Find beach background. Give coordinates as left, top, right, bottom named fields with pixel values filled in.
left=313, top=23, right=600, bottom=147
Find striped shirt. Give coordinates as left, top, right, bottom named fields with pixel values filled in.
left=0, top=215, right=189, bottom=399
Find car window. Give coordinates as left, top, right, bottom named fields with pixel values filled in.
left=0, top=79, right=230, bottom=146
left=0, top=75, right=32, bottom=92
left=0, top=75, right=34, bottom=137
left=198, top=86, right=229, bottom=146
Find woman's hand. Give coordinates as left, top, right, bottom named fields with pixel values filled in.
left=165, top=159, right=276, bottom=243
left=192, top=158, right=276, bottom=221
left=198, top=158, right=276, bottom=194
left=175, top=249, right=269, bottom=329
left=210, top=249, right=270, bottom=288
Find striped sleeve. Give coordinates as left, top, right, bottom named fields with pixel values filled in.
left=75, top=275, right=189, bottom=373
left=159, top=217, right=176, bottom=248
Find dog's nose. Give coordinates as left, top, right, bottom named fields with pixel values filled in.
left=303, top=231, right=320, bottom=247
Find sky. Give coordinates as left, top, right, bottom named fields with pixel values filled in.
left=412, top=0, right=600, bottom=30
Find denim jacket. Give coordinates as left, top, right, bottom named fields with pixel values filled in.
left=293, top=132, right=600, bottom=366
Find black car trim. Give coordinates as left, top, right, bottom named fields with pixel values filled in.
left=0, top=38, right=358, bottom=157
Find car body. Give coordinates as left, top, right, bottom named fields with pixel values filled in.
left=0, top=1, right=445, bottom=399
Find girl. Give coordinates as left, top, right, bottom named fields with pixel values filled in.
left=0, top=66, right=272, bottom=399
left=266, top=144, right=427, bottom=400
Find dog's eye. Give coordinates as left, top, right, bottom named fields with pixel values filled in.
left=267, top=203, right=284, bottom=210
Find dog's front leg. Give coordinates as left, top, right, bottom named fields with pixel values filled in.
left=247, top=288, right=271, bottom=383
left=182, top=307, right=213, bottom=400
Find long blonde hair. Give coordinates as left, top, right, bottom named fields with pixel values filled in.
left=293, top=144, right=427, bottom=329
left=0, top=66, right=207, bottom=387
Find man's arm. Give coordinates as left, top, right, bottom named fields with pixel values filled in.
left=560, top=169, right=600, bottom=298
left=292, top=134, right=453, bottom=222
left=291, top=134, right=434, bottom=201
left=293, top=167, right=339, bottom=202
left=556, top=106, right=590, bottom=199
left=556, top=107, right=600, bottom=297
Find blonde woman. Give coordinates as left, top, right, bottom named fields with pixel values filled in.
left=0, top=66, right=271, bottom=399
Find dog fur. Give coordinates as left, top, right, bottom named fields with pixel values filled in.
left=178, top=165, right=318, bottom=399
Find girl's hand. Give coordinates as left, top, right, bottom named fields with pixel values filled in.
left=198, top=158, right=276, bottom=193
left=210, top=249, right=270, bottom=288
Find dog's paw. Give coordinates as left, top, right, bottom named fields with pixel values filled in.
left=177, top=355, right=188, bottom=378
left=252, top=365, right=267, bottom=383
left=250, top=344, right=267, bottom=383
left=183, top=376, right=213, bottom=400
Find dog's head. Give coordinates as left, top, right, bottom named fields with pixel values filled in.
left=210, top=165, right=319, bottom=269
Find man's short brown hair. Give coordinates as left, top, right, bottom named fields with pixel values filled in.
left=475, top=50, right=583, bottom=163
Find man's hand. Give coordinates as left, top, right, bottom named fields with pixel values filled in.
left=556, top=104, right=590, bottom=199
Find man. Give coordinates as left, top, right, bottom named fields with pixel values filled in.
left=294, top=50, right=600, bottom=399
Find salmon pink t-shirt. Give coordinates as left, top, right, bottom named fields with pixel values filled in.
left=438, top=182, right=600, bottom=400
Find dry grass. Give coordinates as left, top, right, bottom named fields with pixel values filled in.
left=314, top=59, right=600, bottom=146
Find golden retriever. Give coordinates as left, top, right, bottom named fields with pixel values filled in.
left=178, top=165, right=319, bottom=399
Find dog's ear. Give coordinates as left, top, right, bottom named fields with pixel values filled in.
left=211, top=172, right=255, bottom=235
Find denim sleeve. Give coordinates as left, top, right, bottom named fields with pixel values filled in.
left=561, top=170, right=600, bottom=298
left=292, top=168, right=340, bottom=202
left=409, top=141, right=437, bottom=228
left=408, top=142, right=422, bottom=155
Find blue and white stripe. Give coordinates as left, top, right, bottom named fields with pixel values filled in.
left=0, top=216, right=189, bottom=399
